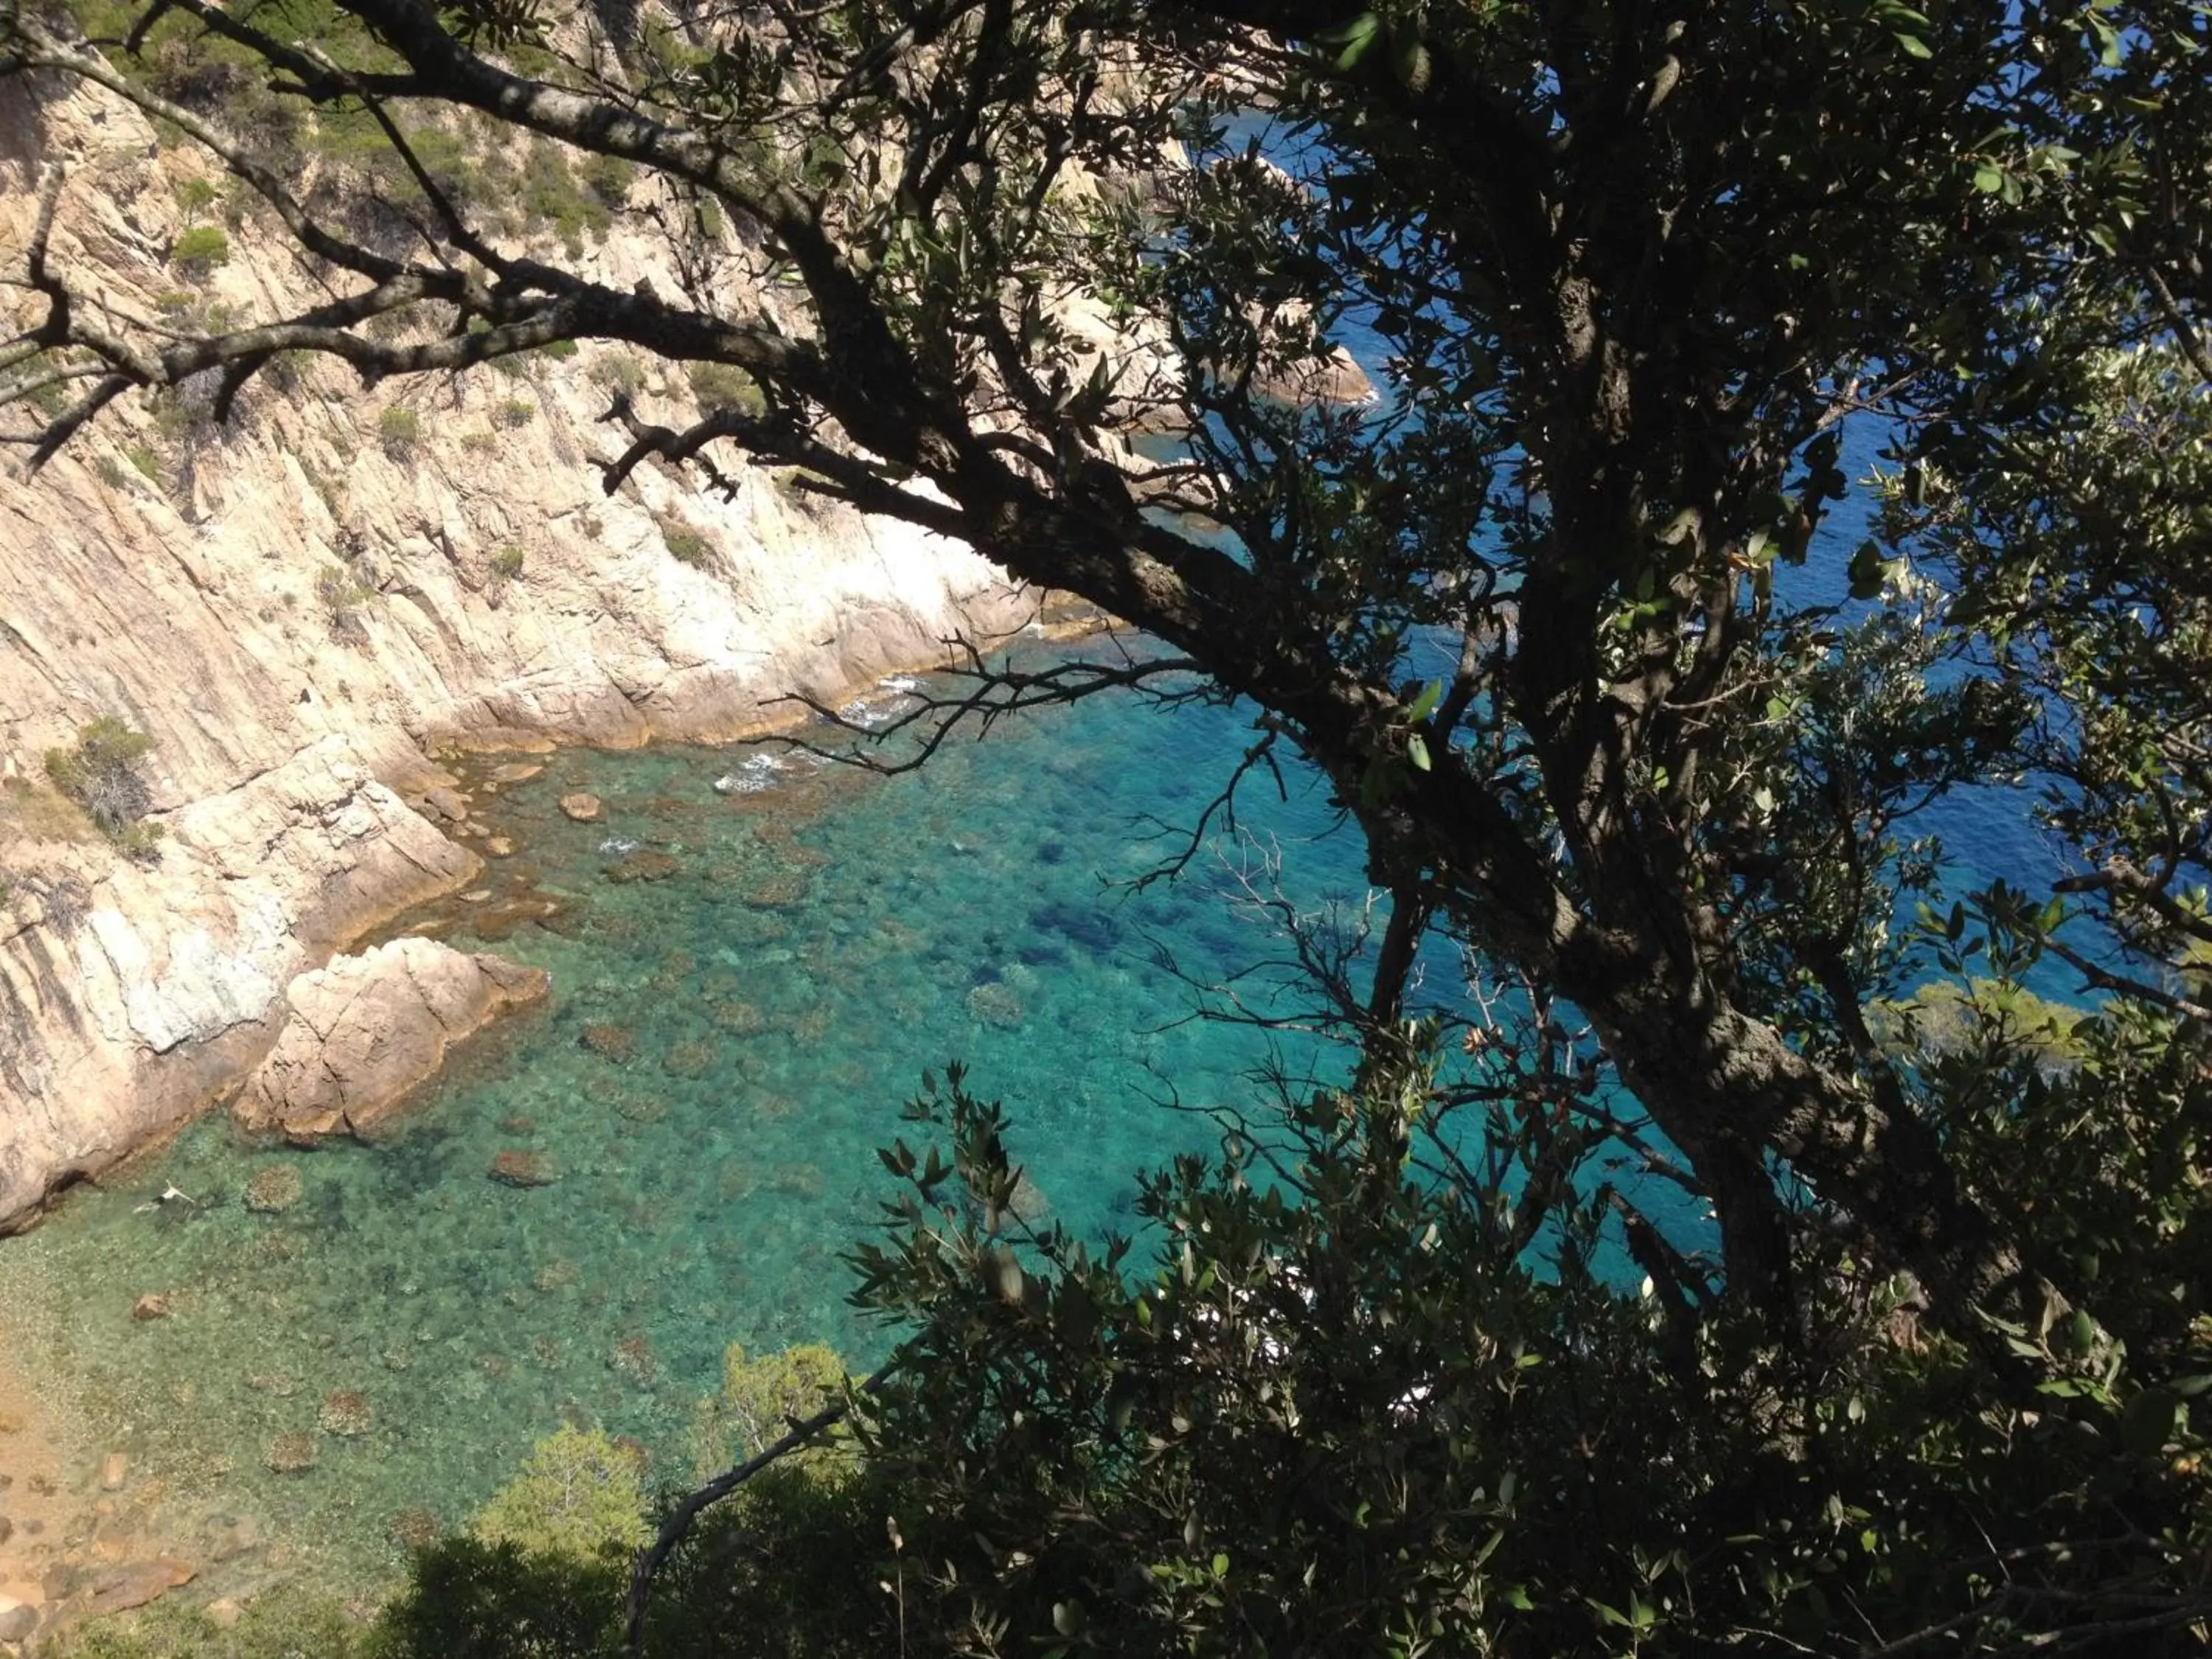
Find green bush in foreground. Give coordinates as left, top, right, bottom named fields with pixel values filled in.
left=471, top=1427, right=652, bottom=1562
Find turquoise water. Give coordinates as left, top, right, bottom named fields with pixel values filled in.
left=0, top=645, right=1376, bottom=1591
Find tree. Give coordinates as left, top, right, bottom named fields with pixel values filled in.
left=4, top=0, right=2202, bottom=1330
left=7, top=0, right=2212, bottom=1649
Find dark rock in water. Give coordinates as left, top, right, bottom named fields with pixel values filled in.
left=967, top=981, right=1024, bottom=1029
left=265, top=1433, right=318, bottom=1475
left=244, top=1164, right=304, bottom=1213
left=745, top=868, right=812, bottom=908
left=609, top=1335, right=657, bottom=1383
left=131, top=1293, right=173, bottom=1322
left=602, top=850, right=680, bottom=883
left=318, top=1390, right=372, bottom=1436
left=580, top=1022, right=636, bottom=1063
left=78, top=1557, right=196, bottom=1618
left=1028, top=900, right=1121, bottom=955
left=392, top=1509, right=440, bottom=1551
left=662, top=1040, right=717, bottom=1079
left=490, top=1150, right=557, bottom=1188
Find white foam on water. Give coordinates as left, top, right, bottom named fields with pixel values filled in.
left=713, top=752, right=799, bottom=795
left=597, top=835, right=641, bottom=855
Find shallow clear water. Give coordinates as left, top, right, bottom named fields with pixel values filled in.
left=0, top=647, right=1378, bottom=1591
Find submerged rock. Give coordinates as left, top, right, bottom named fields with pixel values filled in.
left=490, top=1150, right=557, bottom=1188
left=602, top=849, right=681, bottom=884
left=130, top=1293, right=172, bottom=1322
left=661, top=1039, right=716, bottom=1079
left=967, top=981, right=1025, bottom=1029
left=233, top=938, right=550, bottom=1141
left=317, top=1390, right=372, bottom=1436
left=560, top=792, right=603, bottom=822
left=243, top=1164, right=303, bottom=1213
left=264, top=1433, right=317, bottom=1474
left=392, top=1509, right=440, bottom=1551
left=77, top=1558, right=195, bottom=1618
left=579, top=1022, right=637, bottom=1063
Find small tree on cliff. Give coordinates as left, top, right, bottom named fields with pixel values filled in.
left=6, top=0, right=2212, bottom=1649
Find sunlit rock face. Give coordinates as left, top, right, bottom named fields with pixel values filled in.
left=232, top=938, right=552, bottom=1142
left=0, top=77, right=1030, bottom=1229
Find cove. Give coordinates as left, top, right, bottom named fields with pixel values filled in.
left=0, top=642, right=1365, bottom=1596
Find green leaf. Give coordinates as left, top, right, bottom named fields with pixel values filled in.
left=1406, top=733, right=1431, bottom=772
left=2121, top=1388, right=2179, bottom=1457
left=1406, top=678, right=1443, bottom=722
left=1323, top=10, right=1382, bottom=70
left=1895, top=32, right=1932, bottom=58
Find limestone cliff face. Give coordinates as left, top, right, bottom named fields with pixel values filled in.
left=0, top=80, right=1033, bottom=1229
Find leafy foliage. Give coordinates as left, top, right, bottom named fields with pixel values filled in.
left=44, top=715, right=162, bottom=860
left=8, top=0, right=2212, bottom=1650
left=471, top=1426, right=653, bottom=1562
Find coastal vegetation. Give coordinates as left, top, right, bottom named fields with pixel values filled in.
left=41, top=717, right=162, bottom=863
left=2, top=0, right=2210, bottom=1654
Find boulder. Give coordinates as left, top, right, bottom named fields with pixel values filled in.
left=560, top=792, right=603, bottom=822
left=78, top=1558, right=195, bottom=1618
left=232, top=938, right=549, bottom=1141
left=489, top=1150, right=557, bottom=1188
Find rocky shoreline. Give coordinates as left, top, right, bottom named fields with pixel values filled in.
left=0, top=71, right=1083, bottom=1235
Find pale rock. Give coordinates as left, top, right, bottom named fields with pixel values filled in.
left=232, top=939, right=551, bottom=1139
left=559, top=793, right=603, bottom=822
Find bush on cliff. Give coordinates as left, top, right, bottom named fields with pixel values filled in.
left=44, top=717, right=163, bottom=863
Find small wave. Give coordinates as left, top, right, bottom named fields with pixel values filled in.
left=713, top=753, right=797, bottom=796
left=834, top=689, right=921, bottom=730
left=877, top=674, right=921, bottom=693
left=597, top=835, right=640, bottom=855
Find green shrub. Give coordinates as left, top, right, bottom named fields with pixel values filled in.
left=168, top=223, right=229, bottom=276
left=661, top=524, right=711, bottom=567
left=172, top=175, right=218, bottom=218
left=591, top=352, right=646, bottom=397
left=495, top=397, right=536, bottom=428
left=535, top=337, right=579, bottom=361
left=316, top=563, right=377, bottom=645
left=692, top=1343, right=848, bottom=1479
left=490, top=545, right=525, bottom=579
left=123, top=442, right=161, bottom=482
left=686, top=361, right=765, bottom=417
left=472, top=1426, right=651, bottom=1560
left=44, top=717, right=162, bottom=861
left=93, top=453, right=128, bottom=489
left=377, top=405, right=422, bottom=459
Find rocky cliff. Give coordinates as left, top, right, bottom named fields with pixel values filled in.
left=0, top=77, right=1034, bottom=1230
